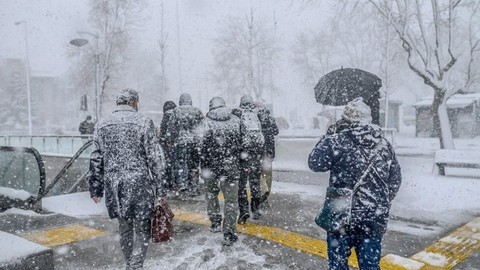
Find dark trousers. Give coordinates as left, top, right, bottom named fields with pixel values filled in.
left=238, top=149, right=263, bottom=215
left=163, top=146, right=175, bottom=189
left=118, top=217, right=151, bottom=270
left=174, top=142, right=200, bottom=192
left=327, top=232, right=382, bottom=270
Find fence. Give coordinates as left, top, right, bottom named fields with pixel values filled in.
left=0, top=135, right=93, bottom=156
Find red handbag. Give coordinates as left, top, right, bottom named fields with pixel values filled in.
left=151, top=198, right=174, bottom=243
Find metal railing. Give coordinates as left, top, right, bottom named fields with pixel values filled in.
left=0, top=135, right=93, bottom=156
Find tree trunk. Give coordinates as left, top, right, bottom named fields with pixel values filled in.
left=432, top=90, right=455, bottom=149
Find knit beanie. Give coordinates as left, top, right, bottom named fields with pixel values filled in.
left=116, top=88, right=139, bottom=105
left=209, top=97, right=226, bottom=111
left=342, top=97, right=372, bottom=123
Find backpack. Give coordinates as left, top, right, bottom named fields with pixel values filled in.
left=240, top=108, right=265, bottom=149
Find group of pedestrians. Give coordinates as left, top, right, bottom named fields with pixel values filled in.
left=158, top=93, right=279, bottom=245
left=88, top=88, right=400, bottom=270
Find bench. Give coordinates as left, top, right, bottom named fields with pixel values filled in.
left=434, top=150, right=480, bottom=175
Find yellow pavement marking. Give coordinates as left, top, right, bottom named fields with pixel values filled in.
left=23, top=224, right=106, bottom=247
left=173, top=209, right=428, bottom=269
left=217, top=190, right=250, bottom=200
left=410, top=217, right=480, bottom=269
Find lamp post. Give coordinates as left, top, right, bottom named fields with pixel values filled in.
left=69, top=31, right=100, bottom=121
left=14, top=20, right=32, bottom=135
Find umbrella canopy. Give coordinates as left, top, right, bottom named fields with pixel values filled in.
left=314, top=67, right=382, bottom=106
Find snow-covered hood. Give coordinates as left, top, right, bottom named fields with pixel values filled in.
left=179, top=93, right=192, bottom=106
left=207, top=107, right=232, bottom=121
left=342, top=123, right=382, bottom=148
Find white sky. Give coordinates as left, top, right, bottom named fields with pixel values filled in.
left=0, top=0, right=334, bottom=120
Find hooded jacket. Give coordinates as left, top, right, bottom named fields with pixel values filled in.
left=201, top=107, right=241, bottom=176
left=308, top=123, right=401, bottom=235
left=166, top=94, right=204, bottom=145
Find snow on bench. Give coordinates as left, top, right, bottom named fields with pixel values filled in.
left=434, top=150, right=480, bottom=175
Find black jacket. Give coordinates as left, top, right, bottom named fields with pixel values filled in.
left=200, top=107, right=241, bottom=177
left=308, top=123, right=401, bottom=235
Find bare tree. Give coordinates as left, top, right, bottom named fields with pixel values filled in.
left=68, top=0, right=144, bottom=118
left=211, top=11, right=279, bottom=104
left=365, top=0, right=480, bottom=149
left=158, top=0, right=168, bottom=100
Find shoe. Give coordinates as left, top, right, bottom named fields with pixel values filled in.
left=261, top=191, right=270, bottom=203
left=237, top=213, right=250, bottom=224
left=188, top=188, right=201, bottom=197
left=210, top=222, right=221, bottom=233
left=252, top=212, right=262, bottom=220
left=222, top=233, right=238, bottom=246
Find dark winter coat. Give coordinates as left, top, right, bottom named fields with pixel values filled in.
left=159, top=109, right=175, bottom=147
left=261, top=110, right=279, bottom=158
left=166, top=95, right=204, bottom=145
left=200, top=107, right=241, bottom=176
left=232, top=101, right=270, bottom=153
left=79, top=120, right=95, bottom=134
left=89, top=105, right=164, bottom=220
left=308, top=123, right=401, bottom=235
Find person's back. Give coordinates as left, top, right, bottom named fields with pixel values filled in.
left=159, top=101, right=177, bottom=147
left=79, top=116, right=94, bottom=135
left=308, top=98, right=401, bottom=270
left=233, top=95, right=265, bottom=224
left=96, top=108, right=153, bottom=193
left=201, top=97, right=241, bottom=246
left=202, top=100, right=241, bottom=174
left=168, top=93, right=203, bottom=145
left=166, top=93, right=204, bottom=195
left=89, top=88, right=164, bottom=270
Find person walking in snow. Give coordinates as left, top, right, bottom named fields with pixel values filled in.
left=200, top=97, right=242, bottom=246
left=159, top=100, right=177, bottom=190
left=89, top=88, right=165, bottom=270
left=233, top=95, right=267, bottom=224
left=257, top=104, right=279, bottom=207
left=79, top=115, right=95, bottom=135
left=308, top=98, right=401, bottom=270
left=166, top=93, right=204, bottom=196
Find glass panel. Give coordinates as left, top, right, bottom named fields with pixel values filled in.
left=44, top=142, right=93, bottom=197
left=0, top=149, right=41, bottom=198
left=57, top=137, right=73, bottom=154
left=43, top=137, right=57, bottom=153
left=31, top=137, right=45, bottom=152
left=9, top=136, right=24, bottom=147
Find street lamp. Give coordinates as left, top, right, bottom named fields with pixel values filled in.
left=14, top=20, right=33, bottom=135
left=69, top=31, right=100, bottom=121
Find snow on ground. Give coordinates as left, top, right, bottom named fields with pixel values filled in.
left=0, top=208, right=55, bottom=217
left=0, top=187, right=32, bottom=200
left=42, top=192, right=108, bottom=217
left=272, top=132, right=480, bottom=234
left=0, top=231, right=49, bottom=266
left=143, top=234, right=278, bottom=270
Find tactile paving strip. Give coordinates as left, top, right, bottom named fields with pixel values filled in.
left=411, top=217, right=480, bottom=269
left=23, top=224, right=106, bottom=247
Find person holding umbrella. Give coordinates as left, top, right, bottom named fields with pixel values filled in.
left=308, top=98, right=401, bottom=269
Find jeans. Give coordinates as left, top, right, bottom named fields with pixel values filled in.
left=327, top=232, right=382, bottom=270
left=118, top=217, right=151, bottom=270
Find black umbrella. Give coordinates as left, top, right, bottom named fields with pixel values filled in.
left=314, top=67, right=382, bottom=124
